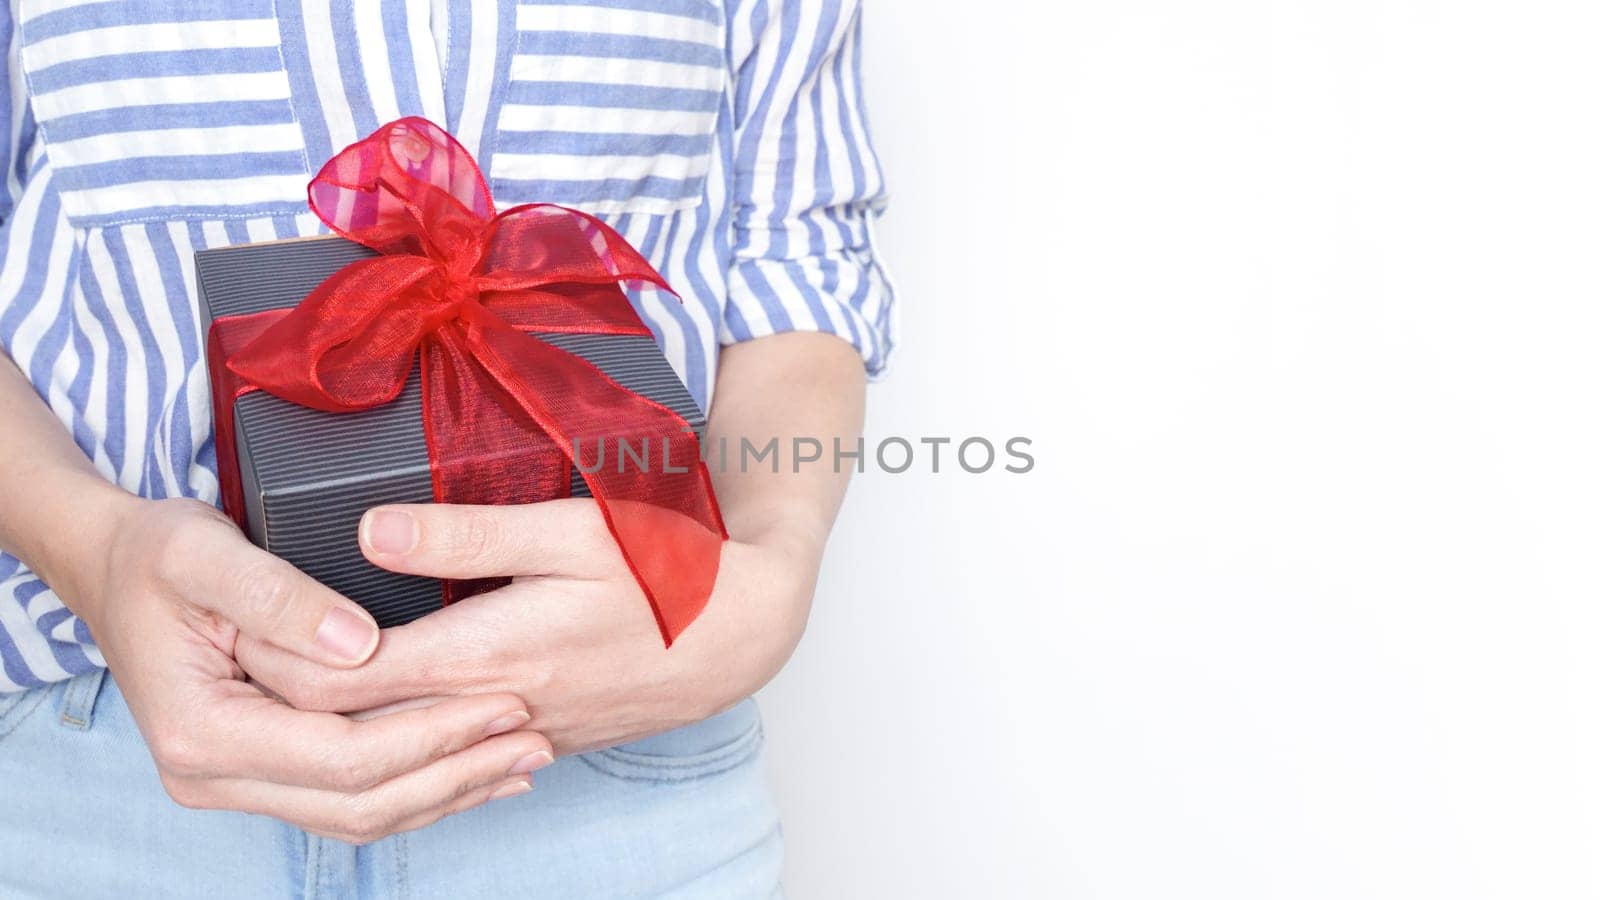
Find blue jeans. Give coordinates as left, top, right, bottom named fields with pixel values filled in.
left=0, top=671, right=783, bottom=898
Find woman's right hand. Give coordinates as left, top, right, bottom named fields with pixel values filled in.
left=58, top=495, right=551, bottom=844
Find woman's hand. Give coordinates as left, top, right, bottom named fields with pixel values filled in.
left=236, top=498, right=818, bottom=755
left=65, top=496, right=554, bottom=844
left=234, top=332, right=865, bottom=755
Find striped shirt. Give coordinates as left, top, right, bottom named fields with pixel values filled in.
left=0, top=0, right=895, bottom=692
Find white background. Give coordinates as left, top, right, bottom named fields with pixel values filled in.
left=756, top=2, right=1600, bottom=897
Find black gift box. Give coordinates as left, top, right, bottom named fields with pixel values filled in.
left=196, top=236, right=705, bottom=628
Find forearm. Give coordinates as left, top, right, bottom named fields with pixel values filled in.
left=0, top=351, right=137, bottom=614
left=704, top=332, right=866, bottom=557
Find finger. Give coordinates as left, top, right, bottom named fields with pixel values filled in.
left=236, top=612, right=461, bottom=713
left=180, top=687, right=533, bottom=792
left=367, top=732, right=550, bottom=838
left=180, top=730, right=552, bottom=844
left=383, top=775, right=534, bottom=838
left=345, top=695, right=448, bottom=721
left=174, top=520, right=380, bottom=667
left=358, top=498, right=615, bottom=580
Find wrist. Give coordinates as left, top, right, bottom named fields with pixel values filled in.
left=31, top=479, right=145, bottom=624
left=682, top=535, right=819, bottom=716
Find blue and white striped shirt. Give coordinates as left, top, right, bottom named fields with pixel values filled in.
left=0, top=0, right=895, bottom=692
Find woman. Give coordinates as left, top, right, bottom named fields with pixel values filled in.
left=0, top=1, right=893, bottom=896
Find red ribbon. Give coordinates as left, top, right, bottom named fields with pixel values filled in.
left=206, top=117, right=725, bottom=645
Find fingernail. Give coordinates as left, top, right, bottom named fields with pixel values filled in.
left=483, top=710, right=530, bottom=737
left=508, top=750, right=554, bottom=776
left=490, top=780, right=532, bottom=801
left=364, top=509, right=416, bottom=555
left=314, top=607, right=378, bottom=662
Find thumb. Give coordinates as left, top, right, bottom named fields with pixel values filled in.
left=181, top=526, right=381, bottom=667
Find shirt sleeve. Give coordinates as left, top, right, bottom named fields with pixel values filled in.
left=0, top=3, right=31, bottom=227
left=722, top=0, right=898, bottom=376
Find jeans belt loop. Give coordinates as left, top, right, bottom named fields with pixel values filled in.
left=59, top=667, right=108, bottom=731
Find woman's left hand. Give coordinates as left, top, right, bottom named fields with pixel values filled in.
left=236, top=498, right=818, bottom=755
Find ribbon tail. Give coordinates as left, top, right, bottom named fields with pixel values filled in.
left=428, top=316, right=724, bottom=645
left=207, top=310, right=291, bottom=529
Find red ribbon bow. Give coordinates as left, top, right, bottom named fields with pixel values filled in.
left=207, top=117, right=725, bottom=645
